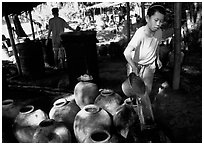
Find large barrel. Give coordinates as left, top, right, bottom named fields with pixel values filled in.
left=16, top=40, right=45, bottom=78
left=60, top=31, right=99, bottom=89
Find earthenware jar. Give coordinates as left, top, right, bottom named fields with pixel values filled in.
left=124, top=98, right=138, bottom=113
left=73, top=104, right=112, bottom=143
left=49, top=98, right=80, bottom=131
left=2, top=99, right=21, bottom=121
left=113, top=102, right=139, bottom=139
left=32, top=119, right=72, bottom=143
left=94, top=89, right=123, bottom=116
left=13, top=105, right=48, bottom=143
left=74, top=74, right=99, bottom=109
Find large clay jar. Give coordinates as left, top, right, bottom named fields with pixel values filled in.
left=74, top=104, right=112, bottom=143
left=2, top=99, right=21, bottom=143
left=32, top=119, right=72, bottom=143
left=49, top=98, right=80, bottom=142
left=74, top=74, right=99, bottom=109
left=2, top=99, right=21, bottom=121
left=94, top=89, right=123, bottom=116
left=49, top=98, right=80, bottom=129
left=113, top=102, right=140, bottom=139
left=13, top=105, right=48, bottom=143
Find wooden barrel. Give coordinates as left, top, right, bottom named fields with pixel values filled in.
left=60, top=31, right=99, bottom=89
left=16, top=40, right=45, bottom=78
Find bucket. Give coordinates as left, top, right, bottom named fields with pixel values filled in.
left=122, top=72, right=146, bottom=98
left=16, top=40, right=44, bottom=78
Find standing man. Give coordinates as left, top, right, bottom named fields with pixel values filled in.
left=46, top=7, right=75, bottom=69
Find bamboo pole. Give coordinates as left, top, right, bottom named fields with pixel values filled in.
left=4, top=14, right=22, bottom=76
left=173, top=2, right=182, bottom=90
left=28, top=10, right=35, bottom=40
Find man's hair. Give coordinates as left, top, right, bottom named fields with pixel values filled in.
left=147, top=3, right=166, bottom=17
left=52, top=8, right=59, bottom=15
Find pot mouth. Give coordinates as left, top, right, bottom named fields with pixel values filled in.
left=39, top=119, right=55, bottom=127
left=2, top=99, right=14, bottom=106
left=77, top=74, right=93, bottom=82
left=20, top=105, right=34, bottom=114
left=124, top=98, right=133, bottom=105
left=84, top=104, right=100, bottom=114
left=101, top=89, right=114, bottom=96
left=53, top=98, right=68, bottom=107
left=90, top=130, right=111, bottom=143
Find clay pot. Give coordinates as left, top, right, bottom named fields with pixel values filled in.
left=124, top=98, right=138, bottom=112
left=94, top=89, right=123, bottom=116
left=113, top=102, right=139, bottom=139
left=2, top=99, right=21, bottom=121
left=32, top=119, right=72, bottom=143
left=73, top=104, right=112, bottom=143
left=49, top=98, right=80, bottom=131
left=13, top=105, right=48, bottom=143
left=122, top=72, right=146, bottom=98
left=74, top=74, right=99, bottom=109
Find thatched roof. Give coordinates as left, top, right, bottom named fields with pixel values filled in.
left=2, top=2, right=43, bottom=16
left=86, top=2, right=123, bottom=10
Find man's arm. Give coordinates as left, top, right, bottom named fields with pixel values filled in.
left=64, top=21, right=75, bottom=31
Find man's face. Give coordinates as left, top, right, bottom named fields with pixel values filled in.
left=146, top=11, right=164, bottom=32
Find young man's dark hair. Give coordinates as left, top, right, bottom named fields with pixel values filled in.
left=147, top=3, right=166, bottom=17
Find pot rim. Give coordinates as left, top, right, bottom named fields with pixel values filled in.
left=101, top=89, right=114, bottom=96
left=53, top=98, right=68, bottom=107
left=90, top=130, right=111, bottom=143
left=19, top=105, right=34, bottom=114
left=84, top=104, right=100, bottom=114
left=39, top=119, right=55, bottom=127
left=2, top=99, right=14, bottom=107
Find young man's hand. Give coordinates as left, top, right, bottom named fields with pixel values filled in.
left=157, top=59, right=162, bottom=69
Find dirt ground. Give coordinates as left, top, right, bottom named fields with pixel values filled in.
left=2, top=47, right=202, bottom=143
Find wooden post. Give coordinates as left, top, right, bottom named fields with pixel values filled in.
left=28, top=10, right=35, bottom=40
left=4, top=14, right=22, bottom=76
left=126, top=2, right=130, bottom=42
left=141, top=2, right=145, bottom=19
left=173, top=2, right=182, bottom=90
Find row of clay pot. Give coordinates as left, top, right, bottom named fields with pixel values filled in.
left=2, top=74, right=144, bottom=143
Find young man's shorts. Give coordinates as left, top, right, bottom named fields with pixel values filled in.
left=53, top=47, right=66, bottom=60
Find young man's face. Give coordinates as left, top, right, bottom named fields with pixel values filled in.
left=146, top=11, right=164, bottom=32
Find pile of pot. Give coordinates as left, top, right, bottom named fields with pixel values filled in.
left=2, top=74, right=146, bottom=143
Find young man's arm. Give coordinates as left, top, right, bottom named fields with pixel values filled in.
left=124, top=31, right=141, bottom=75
